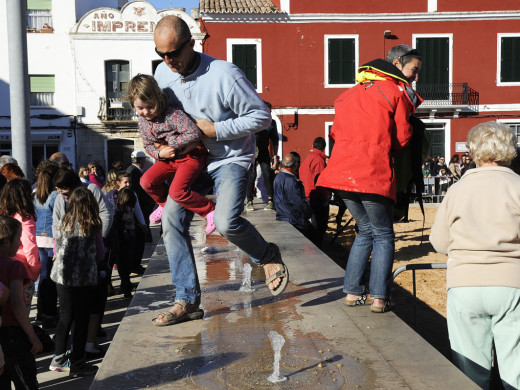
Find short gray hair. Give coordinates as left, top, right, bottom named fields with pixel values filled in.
left=467, top=122, right=517, bottom=166
left=0, top=155, right=18, bottom=169
left=386, top=44, right=422, bottom=66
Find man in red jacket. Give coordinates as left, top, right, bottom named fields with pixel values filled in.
left=299, top=137, right=330, bottom=248
left=316, top=44, right=422, bottom=313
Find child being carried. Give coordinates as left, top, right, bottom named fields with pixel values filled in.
left=126, top=74, right=215, bottom=234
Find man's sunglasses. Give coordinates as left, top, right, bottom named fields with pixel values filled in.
left=155, top=38, right=191, bottom=59
left=399, top=48, right=422, bottom=62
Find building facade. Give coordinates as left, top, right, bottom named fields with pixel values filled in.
left=0, top=0, right=202, bottom=172
left=1, top=0, right=520, bottom=172
left=199, top=0, right=520, bottom=159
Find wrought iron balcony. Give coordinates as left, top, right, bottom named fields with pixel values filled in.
left=98, top=97, right=138, bottom=123
left=415, top=83, right=479, bottom=118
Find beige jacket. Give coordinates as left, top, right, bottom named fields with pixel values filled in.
left=430, top=166, right=520, bottom=289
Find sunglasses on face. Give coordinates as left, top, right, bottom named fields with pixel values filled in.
left=399, top=48, right=422, bottom=62
left=155, top=38, right=191, bottom=59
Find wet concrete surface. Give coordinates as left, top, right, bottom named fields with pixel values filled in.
left=90, top=211, right=477, bottom=389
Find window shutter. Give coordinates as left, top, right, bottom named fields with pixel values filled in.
left=232, top=44, right=257, bottom=89
left=501, top=37, right=520, bottom=82
left=27, top=0, right=52, bottom=10
left=328, top=39, right=355, bottom=85
left=30, top=75, right=55, bottom=92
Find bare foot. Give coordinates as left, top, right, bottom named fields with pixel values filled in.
left=263, top=262, right=282, bottom=291
left=155, top=303, right=185, bottom=324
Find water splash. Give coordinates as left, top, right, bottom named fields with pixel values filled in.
left=267, top=331, right=287, bottom=383
left=239, top=263, right=254, bottom=292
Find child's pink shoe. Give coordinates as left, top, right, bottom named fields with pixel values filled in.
left=205, top=210, right=216, bottom=235
left=149, top=205, right=164, bottom=225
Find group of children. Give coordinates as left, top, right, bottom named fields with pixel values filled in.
left=0, top=71, right=223, bottom=387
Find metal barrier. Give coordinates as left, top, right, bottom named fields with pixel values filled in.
left=392, top=263, right=447, bottom=330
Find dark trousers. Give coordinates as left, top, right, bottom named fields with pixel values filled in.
left=54, top=285, right=92, bottom=362
left=246, top=159, right=274, bottom=202
left=0, top=326, right=38, bottom=390
left=133, top=223, right=146, bottom=270
left=37, top=247, right=58, bottom=318
left=117, top=229, right=135, bottom=294
left=310, top=198, right=329, bottom=247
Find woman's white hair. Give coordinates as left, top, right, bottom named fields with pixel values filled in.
left=467, top=122, right=517, bottom=166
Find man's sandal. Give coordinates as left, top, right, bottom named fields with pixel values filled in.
left=152, top=301, right=204, bottom=327
left=264, top=243, right=289, bottom=296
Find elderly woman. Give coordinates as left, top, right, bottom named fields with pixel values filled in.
left=430, top=122, right=520, bottom=389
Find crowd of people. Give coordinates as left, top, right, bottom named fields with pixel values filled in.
left=422, top=153, right=476, bottom=197
left=0, top=152, right=163, bottom=387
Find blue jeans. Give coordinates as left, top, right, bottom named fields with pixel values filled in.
left=342, top=192, right=394, bottom=300
left=163, top=163, right=272, bottom=304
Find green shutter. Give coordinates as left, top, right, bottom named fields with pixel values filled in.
left=232, top=44, right=257, bottom=89
left=30, top=75, right=55, bottom=92
left=501, top=37, right=520, bottom=82
left=416, top=38, right=449, bottom=85
left=328, top=39, right=355, bottom=84
left=27, top=0, right=52, bottom=10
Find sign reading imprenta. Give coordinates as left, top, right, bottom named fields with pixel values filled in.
left=74, top=0, right=198, bottom=34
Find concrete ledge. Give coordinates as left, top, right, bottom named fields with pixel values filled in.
left=91, top=210, right=477, bottom=389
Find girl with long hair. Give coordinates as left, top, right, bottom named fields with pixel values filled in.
left=34, top=162, right=59, bottom=328
left=0, top=178, right=40, bottom=306
left=49, top=187, right=104, bottom=377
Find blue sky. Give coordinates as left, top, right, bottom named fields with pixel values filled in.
left=148, top=0, right=199, bottom=13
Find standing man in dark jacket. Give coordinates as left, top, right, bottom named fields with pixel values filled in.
left=245, top=101, right=279, bottom=211
left=127, top=151, right=155, bottom=225
left=299, top=137, right=330, bottom=247
left=274, top=153, right=319, bottom=245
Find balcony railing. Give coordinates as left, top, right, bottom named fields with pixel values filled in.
left=415, top=83, right=479, bottom=115
left=98, top=98, right=137, bottom=122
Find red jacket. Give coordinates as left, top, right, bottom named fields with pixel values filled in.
left=299, top=148, right=328, bottom=201
left=317, top=59, right=422, bottom=203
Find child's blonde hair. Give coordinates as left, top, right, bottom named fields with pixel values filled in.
left=78, top=165, right=89, bottom=179
left=126, top=74, right=169, bottom=116
left=0, top=215, right=21, bottom=246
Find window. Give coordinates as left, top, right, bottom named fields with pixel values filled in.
left=152, top=59, right=162, bottom=76
left=325, top=122, right=334, bottom=156
left=425, top=123, right=446, bottom=157
left=105, top=61, right=129, bottom=100
left=104, top=61, right=134, bottom=120
left=32, top=143, right=58, bottom=170
left=27, top=0, right=52, bottom=31
left=30, top=75, right=54, bottom=106
left=106, top=139, right=135, bottom=170
left=503, top=122, right=520, bottom=145
left=325, top=35, right=358, bottom=88
left=415, top=36, right=451, bottom=100
left=226, top=39, right=262, bottom=93
left=498, top=35, right=520, bottom=85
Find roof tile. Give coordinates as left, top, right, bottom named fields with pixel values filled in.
left=200, top=0, right=280, bottom=13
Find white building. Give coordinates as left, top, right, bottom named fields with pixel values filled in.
left=0, top=0, right=202, bottom=172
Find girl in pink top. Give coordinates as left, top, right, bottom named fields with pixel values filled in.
left=0, top=178, right=41, bottom=307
